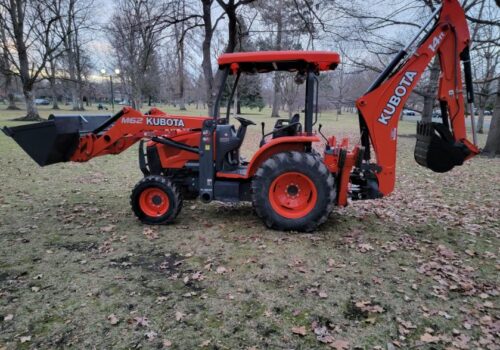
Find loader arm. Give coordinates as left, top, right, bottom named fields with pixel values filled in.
left=355, top=0, right=480, bottom=196
left=1, top=107, right=208, bottom=167
left=70, top=107, right=208, bottom=163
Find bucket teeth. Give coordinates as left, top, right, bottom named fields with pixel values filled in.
left=414, top=122, right=431, bottom=168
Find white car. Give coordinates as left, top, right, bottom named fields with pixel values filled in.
left=35, top=98, right=50, bottom=105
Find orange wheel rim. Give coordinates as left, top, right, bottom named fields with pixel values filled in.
left=139, top=188, right=170, bottom=217
left=268, top=172, right=318, bottom=219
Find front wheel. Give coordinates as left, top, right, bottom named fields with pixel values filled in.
left=252, top=151, right=336, bottom=232
left=131, top=175, right=183, bottom=224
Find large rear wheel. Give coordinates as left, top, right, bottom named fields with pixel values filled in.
left=252, top=151, right=335, bottom=232
left=131, top=175, right=183, bottom=224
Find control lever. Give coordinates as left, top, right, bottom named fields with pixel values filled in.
left=318, top=124, right=330, bottom=150
left=259, top=122, right=266, bottom=147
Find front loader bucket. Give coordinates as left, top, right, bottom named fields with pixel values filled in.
left=2, top=114, right=110, bottom=166
left=414, top=122, right=470, bottom=173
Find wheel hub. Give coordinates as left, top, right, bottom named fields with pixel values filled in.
left=286, top=184, right=299, bottom=197
left=139, top=187, right=170, bottom=217
left=152, top=195, right=163, bottom=205
left=269, top=172, right=318, bottom=219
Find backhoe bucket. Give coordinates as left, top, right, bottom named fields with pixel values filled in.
left=414, top=122, right=470, bottom=173
left=2, top=115, right=110, bottom=166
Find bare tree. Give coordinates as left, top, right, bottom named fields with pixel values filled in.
left=44, top=49, right=60, bottom=109
left=0, top=0, right=63, bottom=120
left=209, top=0, right=256, bottom=116
left=172, top=0, right=201, bottom=110
left=107, top=0, right=169, bottom=109
left=0, top=16, right=19, bottom=110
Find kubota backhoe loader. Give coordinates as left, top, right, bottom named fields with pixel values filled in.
left=3, top=0, right=479, bottom=232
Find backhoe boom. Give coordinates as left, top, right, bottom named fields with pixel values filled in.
left=356, top=0, right=479, bottom=196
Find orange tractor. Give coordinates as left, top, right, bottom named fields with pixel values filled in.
left=3, top=0, right=479, bottom=231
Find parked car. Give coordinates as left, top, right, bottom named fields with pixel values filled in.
left=402, top=109, right=416, bottom=116
left=484, top=110, right=492, bottom=116
left=35, top=98, right=50, bottom=105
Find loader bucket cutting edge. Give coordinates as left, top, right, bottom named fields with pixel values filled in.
left=414, top=122, right=470, bottom=173
left=2, top=114, right=112, bottom=167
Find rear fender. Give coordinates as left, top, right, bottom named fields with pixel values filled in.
left=245, top=136, right=320, bottom=178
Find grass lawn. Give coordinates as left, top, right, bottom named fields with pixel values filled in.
left=0, top=104, right=498, bottom=349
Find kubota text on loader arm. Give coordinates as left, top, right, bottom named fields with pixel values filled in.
left=2, top=0, right=479, bottom=232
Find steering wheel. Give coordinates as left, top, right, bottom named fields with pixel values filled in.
left=234, top=116, right=256, bottom=127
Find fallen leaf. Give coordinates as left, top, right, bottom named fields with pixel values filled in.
left=318, top=291, right=328, bottom=299
left=330, top=339, right=350, bottom=349
left=31, top=286, right=40, bottom=292
left=145, top=330, right=157, bottom=341
left=156, top=296, right=168, bottom=303
left=100, top=224, right=116, bottom=233
left=420, top=333, right=440, bottom=343
left=354, top=300, right=385, bottom=314
left=437, top=244, right=455, bottom=259
left=191, top=271, right=203, bottom=280
left=357, top=243, right=374, bottom=253
left=4, top=314, right=13, bottom=321
left=291, top=326, right=307, bottom=336
left=200, top=339, right=211, bottom=347
left=134, top=316, right=149, bottom=327
left=163, top=339, right=172, bottom=347
left=216, top=266, right=227, bottom=274
left=175, top=311, right=185, bottom=321
left=143, top=227, right=159, bottom=240
left=107, top=314, right=119, bottom=325
left=20, top=336, right=31, bottom=343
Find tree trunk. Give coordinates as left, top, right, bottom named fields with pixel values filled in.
left=477, top=108, right=484, bottom=134
left=271, top=0, right=283, bottom=118
left=212, top=0, right=243, bottom=118
left=271, top=72, right=281, bottom=118
left=483, top=79, right=500, bottom=156
left=50, top=77, right=59, bottom=109
left=173, top=0, right=187, bottom=111
left=23, top=89, right=39, bottom=121
left=6, top=91, right=18, bottom=110
left=3, top=70, right=19, bottom=110
left=201, top=0, right=215, bottom=116
left=422, top=58, right=440, bottom=122
left=0, top=17, right=19, bottom=110
left=287, top=103, right=293, bottom=118
left=48, top=58, right=59, bottom=109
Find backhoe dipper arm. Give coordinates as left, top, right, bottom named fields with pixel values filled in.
left=355, top=0, right=479, bottom=196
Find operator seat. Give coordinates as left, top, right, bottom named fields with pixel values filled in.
left=272, top=113, right=302, bottom=139
left=215, top=116, right=255, bottom=171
